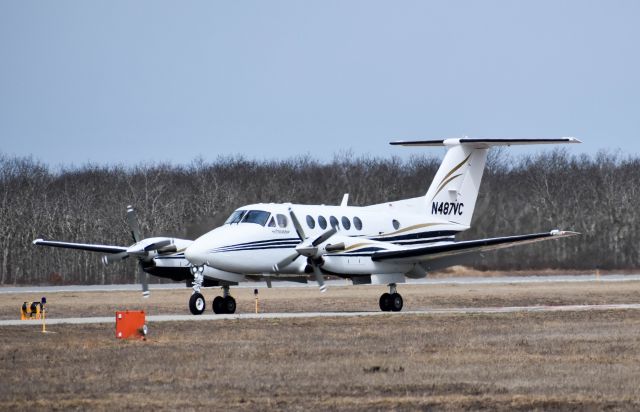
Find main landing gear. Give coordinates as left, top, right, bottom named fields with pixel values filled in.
left=212, top=285, right=236, bottom=314
left=379, top=283, right=403, bottom=312
left=188, top=265, right=236, bottom=315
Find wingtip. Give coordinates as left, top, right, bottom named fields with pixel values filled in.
left=32, top=238, right=43, bottom=245
left=550, top=230, right=581, bottom=236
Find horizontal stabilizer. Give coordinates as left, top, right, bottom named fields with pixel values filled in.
left=33, top=238, right=127, bottom=254
left=372, top=230, right=579, bottom=262
left=390, top=137, right=581, bottom=147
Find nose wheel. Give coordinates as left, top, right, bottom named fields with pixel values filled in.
left=189, top=292, right=206, bottom=315
left=379, top=283, right=403, bottom=312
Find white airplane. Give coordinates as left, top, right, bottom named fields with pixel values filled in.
left=183, top=138, right=581, bottom=315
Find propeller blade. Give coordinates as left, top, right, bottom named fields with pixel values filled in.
left=144, top=239, right=173, bottom=252
left=288, top=208, right=306, bottom=241
left=273, top=253, right=300, bottom=272
left=312, top=266, right=327, bottom=293
left=311, top=227, right=337, bottom=247
left=325, top=242, right=345, bottom=252
left=138, top=262, right=150, bottom=298
left=102, top=251, right=129, bottom=265
left=126, top=205, right=142, bottom=243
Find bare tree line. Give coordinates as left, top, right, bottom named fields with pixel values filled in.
left=0, top=149, right=637, bottom=285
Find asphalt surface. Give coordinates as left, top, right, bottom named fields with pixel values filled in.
left=4, top=303, right=640, bottom=326
left=1, top=274, right=639, bottom=294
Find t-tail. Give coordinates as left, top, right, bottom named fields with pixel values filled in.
left=389, top=137, right=581, bottom=227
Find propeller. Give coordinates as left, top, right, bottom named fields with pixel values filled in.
left=126, top=205, right=142, bottom=243
left=101, top=205, right=174, bottom=298
left=272, top=207, right=338, bottom=292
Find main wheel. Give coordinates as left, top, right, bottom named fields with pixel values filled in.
left=390, top=293, right=403, bottom=312
left=189, top=292, right=206, bottom=315
left=212, top=296, right=224, bottom=314
left=379, top=293, right=392, bottom=311
left=223, top=296, right=236, bottom=314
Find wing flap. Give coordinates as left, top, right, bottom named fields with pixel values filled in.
left=371, top=230, right=579, bottom=263
left=33, top=238, right=127, bottom=254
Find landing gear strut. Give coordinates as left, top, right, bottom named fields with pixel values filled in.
left=187, top=266, right=237, bottom=315
left=189, top=265, right=206, bottom=315
left=213, top=285, right=236, bottom=314
left=379, top=283, right=403, bottom=312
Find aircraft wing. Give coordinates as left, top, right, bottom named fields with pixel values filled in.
left=33, top=238, right=127, bottom=254
left=371, top=230, right=578, bottom=263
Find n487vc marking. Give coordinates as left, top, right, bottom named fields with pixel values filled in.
left=432, top=202, right=464, bottom=215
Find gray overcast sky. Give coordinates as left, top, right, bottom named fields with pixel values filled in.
left=1, top=1, right=638, bottom=166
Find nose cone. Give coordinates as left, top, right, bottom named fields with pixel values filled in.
left=185, top=239, right=209, bottom=266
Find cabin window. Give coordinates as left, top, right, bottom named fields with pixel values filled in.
left=267, top=216, right=276, bottom=227
left=318, top=216, right=327, bottom=229
left=241, top=210, right=271, bottom=226
left=225, top=210, right=247, bottom=224
left=306, top=215, right=316, bottom=229
left=392, top=219, right=400, bottom=230
left=341, top=216, right=351, bottom=230
left=353, top=216, right=363, bottom=230
left=330, top=216, right=340, bottom=229
left=276, top=214, right=288, bottom=228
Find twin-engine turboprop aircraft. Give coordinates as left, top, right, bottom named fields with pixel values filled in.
left=34, top=137, right=580, bottom=315
left=182, top=137, right=580, bottom=314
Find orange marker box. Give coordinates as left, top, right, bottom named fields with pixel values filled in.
left=115, top=310, right=147, bottom=340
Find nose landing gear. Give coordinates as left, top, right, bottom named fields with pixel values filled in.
left=189, top=265, right=206, bottom=315
left=379, top=283, right=403, bottom=312
left=187, top=266, right=237, bottom=315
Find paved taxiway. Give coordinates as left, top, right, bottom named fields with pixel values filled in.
left=3, top=303, right=640, bottom=327
left=1, top=274, right=639, bottom=294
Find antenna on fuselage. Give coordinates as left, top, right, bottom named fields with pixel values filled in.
left=340, top=193, right=349, bottom=207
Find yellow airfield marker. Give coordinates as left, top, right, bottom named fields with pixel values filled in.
left=254, top=288, right=259, bottom=314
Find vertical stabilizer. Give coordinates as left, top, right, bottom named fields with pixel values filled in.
left=389, top=137, right=580, bottom=227
left=423, top=142, right=487, bottom=227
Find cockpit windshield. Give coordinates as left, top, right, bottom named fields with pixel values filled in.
left=225, top=209, right=272, bottom=226
left=224, top=210, right=247, bottom=224
left=241, top=210, right=271, bottom=226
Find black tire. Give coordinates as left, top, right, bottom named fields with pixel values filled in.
left=212, top=296, right=224, bottom=314
left=390, top=293, right=403, bottom=312
left=379, top=293, right=392, bottom=311
left=189, top=293, right=206, bottom=315
left=223, top=296, right=236, bottom=314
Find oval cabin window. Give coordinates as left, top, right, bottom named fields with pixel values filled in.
left=306, top=215, right=316, bottom=229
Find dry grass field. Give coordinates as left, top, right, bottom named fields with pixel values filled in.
left=2, top=281, right=640, bottom=410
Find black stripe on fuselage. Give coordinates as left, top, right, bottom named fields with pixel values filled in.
left=211, top=244, right=298, bottom=253
left=217, top=237, right=299, bottom=249
left=212, top=240, right=299, bottom=253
